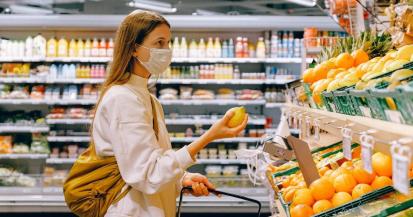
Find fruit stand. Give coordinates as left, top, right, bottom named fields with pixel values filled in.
left=261, top=2, right=413, bottom=217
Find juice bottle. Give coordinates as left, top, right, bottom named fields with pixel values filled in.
left=256, top=37, right=266, bottom=59
left=214, top=37, right=221, bottom=58
left=77, top=38, right=84, bottom=57
left=235, top=37, right=243, bottom=58
left=180, top=37, right=188, bottom=58
left=91, top=38, right=99, bottom=57
left=99, top=38, right=107, bottom=57
left=69, top=38, right=77, bottom=57
left=189, top=39, right=198, bottom=58
left=25, top=36, right=33, bottom=57
left=270, top=32, right=278, bottom=58
left=33, top=33, right=46, bottom=58
left=222, top=40, right=228, bottom=58
left=58, top=37, right=68, bottom=57
left=107, top=38, right=114, bottom=57
left=84, top=38, right=91, bottom=57
left=198, top=38, right=206, bottom=58
left=206, top=37, right=214, bottom=58
left=172, top=37, right=180, bottom=58
left=242, top=37, right=249, bottom=58
left=47, top=37, right=57, bottom=57
left=228, top=38, right=234, bottom=58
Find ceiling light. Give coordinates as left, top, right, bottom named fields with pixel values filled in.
left=285, top=0, right=316, bottom=7
left=128, top=0, right=177, bottom=13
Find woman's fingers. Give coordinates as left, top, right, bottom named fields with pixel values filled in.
left=222, top=108, right=236, bottom=124
left=231, top=114, right=249, bottom=134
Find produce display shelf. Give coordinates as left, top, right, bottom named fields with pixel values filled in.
left=265, top=102, right=285, bottom=108
left=46, top=119, right=92, bottom=124
left=0, top=125, right=50, bottom=133
left=45, top=118, right=266, bottom=125
left=0, top=77, right=105, bottom=84
left=0, top=56, right=309, bottom=64
left=45, top=158, right=247, bottom=165
left=0, top=99, right=97, bottom=105
left=46, top=136, right=261, bottom=143
left=47, top=136, right=90, bottom=142
left=159, top=99, right=266, bottom=106
left=0, top=154, right=48, bottom=159
left=170, top=137, right=261, bottom=143
left=156, top=79, right=297, bottom=85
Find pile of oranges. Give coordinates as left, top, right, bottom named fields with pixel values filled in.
left=281, top=151, right=413, bottom=217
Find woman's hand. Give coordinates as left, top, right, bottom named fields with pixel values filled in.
left=204, top=108, right=249, bottom=141
left=182, top=173, right=215, bottom=197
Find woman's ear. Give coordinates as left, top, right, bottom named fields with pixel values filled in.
left=132, top=44, right=139, bottom=59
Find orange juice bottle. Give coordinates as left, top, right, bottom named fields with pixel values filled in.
left=47, top=37, right=57, bottom=57
left=58, top=37, right=68, bottom=57
left=69, top=39, right=77, bottom=57
left=77, top=39, right=84, bottom=57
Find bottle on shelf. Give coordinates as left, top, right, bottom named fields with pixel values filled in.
left=198, top=38, right=206, bottom=58
left=25, top=36, right=33, bottom=57
left=99, top=38, right=107, bottom=57
left=189, top=39, right=198, bottom=58
left=107, top=38, right=114, bottom=57
left=18, top=41, right=25, bottom=58
left=235, top=37, right=243, bottom=58
left=288, top=31, right=294, bottom=58
left=58, top=37, right=68, bottom=57
left=84, top=38, right=92, bottom=57
left=91, top=38, right=99, bottom=57
left=256, top=37, right=266, bottom=59
left=242, top=37, right=249, bottom=58
left=222, top=40, right=228, bottom=58
left=172, top=37, right=180, bottom=58
left=206, top=37, right=214, bottom=58
left=228, top=38, right=234, bottom=58
left=33, top=33, right=46, bottom=58
left=77, top=38, right=84, bottom=57
left=270, top=31, right=278, bottom=58
left=68, top=38, right=77, bottom=57
left=46, top=37, right=57, bottom=57
left=264, top=31, right=271, bottom=58
left=213, top=37, right=221, bottom=58
left=233, top=65, right=240, bottom=79
left=180, top=37, right=188, bottom=58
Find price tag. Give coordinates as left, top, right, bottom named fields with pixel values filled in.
left=313, top=119, right=320, bottom=141
left=391, top=142, right=412, bottom=195
left=341, top=127, right=353, bottom=160
left=359, top=106, right=372, bottom=118
left=360, top=134, right=374, bottom=174
left=385, top=110, right=405, bottom=124
left=305, top=116, right=311, bottom=140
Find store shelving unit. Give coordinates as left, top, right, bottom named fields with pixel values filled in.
left=0, top=125, right=49, bottom=133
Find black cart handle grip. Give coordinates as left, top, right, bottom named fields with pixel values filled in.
left=176, top=186, right=261, bottom=217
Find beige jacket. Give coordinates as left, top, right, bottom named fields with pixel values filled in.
left=92, top=74, right=194, bottom=217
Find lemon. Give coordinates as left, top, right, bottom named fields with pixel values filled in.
left=228, top=107, right=246, bottom=128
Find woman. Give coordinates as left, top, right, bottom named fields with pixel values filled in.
left=92, top=10, right=248, bottom=217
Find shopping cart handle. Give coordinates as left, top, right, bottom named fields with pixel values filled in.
left=177, top=186, right=261, bottom=217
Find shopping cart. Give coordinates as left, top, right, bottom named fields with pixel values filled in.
left=176, top=186, right=262, bottom=217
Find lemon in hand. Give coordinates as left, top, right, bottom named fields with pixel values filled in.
left=228, top=107, right=247, bottom=128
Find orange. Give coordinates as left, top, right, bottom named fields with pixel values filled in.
left=352, top=49, right=370, bottom=66
left=319, top=166, right=330, bottom=176
left=335, top=53, right=355, bottom=69
left=372, top=152, right=392, bottom=177
left=313, top=200, right=333, bottom=214
left=351, top=165, right=376, bottom=184
left=303, top=68, right=315, bottom=83
left=371, top=176, right=393, bottom=190
left=328, top=168, right=350, bottom=183
left=352, top=146, right=361, bottom=159
left=313, top=64, right=329, bottom=82
left=290, top=204, right=314, bottom=217
left=292, top=188, right=315, bottom=206
left=310, top=178, right=335, bottom=200
left=284, top=187, right=301, bottom=203
left=331, top=192, right=353, bottom=207
left=333, top=173, right=357, bottom=193
left=340, top=161, right=353, bottom=169
left=282, top=178, right=290, bottom=188
left=352, top=184, right=373, bottom=198
left=324, top=59, right=337, bottom=71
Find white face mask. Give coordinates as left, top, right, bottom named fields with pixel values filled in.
left=135, top=45, right=172, bottom=76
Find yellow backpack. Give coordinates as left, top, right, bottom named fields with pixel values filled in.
left=64, top=94, right=159, bottom=217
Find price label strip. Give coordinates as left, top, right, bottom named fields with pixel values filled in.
left=391, top=142, right=412, bottom=195
left=360, top=134, right=374, bottom=174
left=341, top=127, right=353, bottom=160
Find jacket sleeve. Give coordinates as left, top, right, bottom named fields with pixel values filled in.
left=104, top=91, right=194, bottom=195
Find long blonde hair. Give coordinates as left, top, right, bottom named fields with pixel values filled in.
left=91, top=10, right=169, bottom=132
